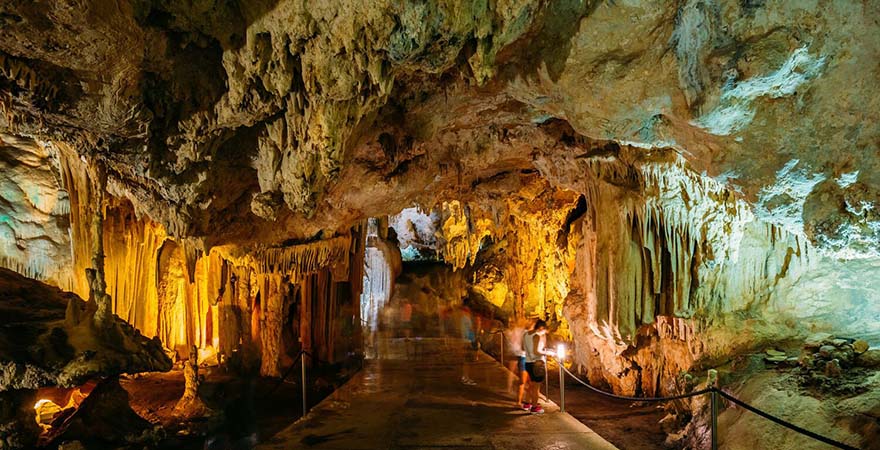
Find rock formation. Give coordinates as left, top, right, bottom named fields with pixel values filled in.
left=0, top=0, right=877, bottom=447
left=0, top=267, right=171, bottom=447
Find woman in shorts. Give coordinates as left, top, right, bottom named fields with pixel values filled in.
left=522, top=319, right=554, bottom=414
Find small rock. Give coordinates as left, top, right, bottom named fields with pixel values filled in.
left=819, top=345, right=836, bottom=358
left=798, top=353, right=813, bottom=368
left=658, top=413, right=677, bottom=433
left=824, top=359, right=842, bottom=377
left=765, top=355, right=787, bottom=363
left=765, top=349, right=786, bottom=357
left=857, top=349, right=880, bottom=369
left=831, top=339, right=849, bottom=347
left=805, top=333, right=834, bottom=348
left=853, top=340, right=869, bottom=354
left=832, top=348, right=855, bottom=366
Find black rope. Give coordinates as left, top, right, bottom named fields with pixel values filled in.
left=266, top=350, right=308, bottom=396
left=557, top=360, right=861, bottom=449
left=560, top=364, right=712, bottom=401
left=715, top=390, right=859, bottom=450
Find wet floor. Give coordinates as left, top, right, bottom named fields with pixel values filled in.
left=257, top=338, right=618, bottom=450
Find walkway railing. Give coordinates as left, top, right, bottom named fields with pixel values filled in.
left=485, top=331, right=858, bottom=450
left=552, top=356, right=860, bottom=450
left=268, top=350, right=331, bottom=418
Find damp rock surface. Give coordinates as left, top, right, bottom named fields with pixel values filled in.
left=0, top=1, right=875, bottom=255
left=0, top=267, right=171, bottom=391
left=0, top=3, right=877, bottom=447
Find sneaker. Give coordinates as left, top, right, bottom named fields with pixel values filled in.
left=520, top=403, right=532, bottom=411
left=530, top=405, right=545, bottom=414
left=460, top=376, right=477, bottom=385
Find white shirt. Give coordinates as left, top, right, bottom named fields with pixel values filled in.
left=523, top=331, right=544, bottom=363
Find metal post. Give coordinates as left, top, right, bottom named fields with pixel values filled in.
left=710, top=390, right=718, bottom=450
left=558, top=360, right=565, bottom=412
left=302, top=351, right=308, bottom=417
left=544, top=360, right=549, bottom=397
left=708, top=369, right=718, bottom=450
left=557, top=344, right=566, bottom=413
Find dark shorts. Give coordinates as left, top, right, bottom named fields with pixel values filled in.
left=518, top=356, right=526, bottom=373
left=525, top=362, right=545, bottom=382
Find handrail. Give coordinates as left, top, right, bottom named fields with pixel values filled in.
left=554, top=358, right=860, bottom=450
left=560, top=363, right=712, bottom=401
left=267, top=349, right=309, bottom=396
left=715, top=389, right=859, bottom=450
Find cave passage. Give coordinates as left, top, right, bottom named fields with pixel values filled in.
left=1, top=2, right=879, bottom=448
left=256, top=338, right=619, bottom=450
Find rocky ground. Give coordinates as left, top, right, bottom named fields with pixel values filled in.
left=714, top=333, right=880, bottom=450
left=114, top=361, right=361, bottom=449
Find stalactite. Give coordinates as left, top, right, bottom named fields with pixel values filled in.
left=89, top=163, right=113, bottom=329
left=556, top=155, right=828, bottom=396
left=58, top=143, right=97, bottom=299
left=259, top=273, right=284, bottom=377
left=238, top=233, right=352, bottom=280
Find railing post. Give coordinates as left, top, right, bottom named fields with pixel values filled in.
left=544, top=360, right=549, bottom=398
left=557, top=344, right=566, bottom=413
left=302, top=351, right=308, bottom=418
left=558, top=361, right=565, bottom=412
left=708, top=369, right=718, bottom=450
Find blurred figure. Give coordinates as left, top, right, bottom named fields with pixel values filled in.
left=460, top=305, right=480, bottom=362
left=523, top=319, right=554, bottom=414
left=507, top=317, right=534, bottom=409
left=399, top=300, right=413, bottom=338
left=459, top=305, right=478, bottom=385
left=459, top=305, right=474, bottom=344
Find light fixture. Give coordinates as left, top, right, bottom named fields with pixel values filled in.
left=557, top=343, right=566, bottom=360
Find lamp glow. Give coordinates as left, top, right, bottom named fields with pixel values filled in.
left=557, top=343, right=565, bottom=360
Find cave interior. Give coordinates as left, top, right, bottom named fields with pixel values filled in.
left=0, top=1, right=878, bottom=449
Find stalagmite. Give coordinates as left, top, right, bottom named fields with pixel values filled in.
left=172, top=346, right=210, bottom=418
left=0, top=3, right=877, bottom=447
left=89, top=162, right=112, bottom=329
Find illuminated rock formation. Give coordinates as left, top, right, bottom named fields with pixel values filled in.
left=0, top=135, right=72, bottom=289
left=0, top=1, right=877, bottom=446
left=172, top=346, right=211, bottom=419
left=0, top=267, right=171, bottom=448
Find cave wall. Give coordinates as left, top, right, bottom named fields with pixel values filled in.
left=0, top=1, right=875, bottom=256
left=0, top=0, right=877, bottom=400
left=425, top=149, right=879, bottom=396
left=0, top=140, right=365, bottom=376
left=0, top=134, right=72, bottom=289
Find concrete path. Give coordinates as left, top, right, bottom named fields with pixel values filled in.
left=258, top=338, right=618, bottom=450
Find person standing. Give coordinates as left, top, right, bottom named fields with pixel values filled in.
left=523, top=319, right=554, bottom=414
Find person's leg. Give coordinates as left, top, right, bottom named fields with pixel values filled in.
left=517, top=375, right=525, bottom=404
left=517, top=357, right=528, bottom=405
left=530, top=380, right=540, bottom=406
left=524, top=364, right=537, bottom=405
left=518, top=371, right=529, bottom=405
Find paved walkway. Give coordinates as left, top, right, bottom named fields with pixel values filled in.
left=257, top=338, right=618, bottom=450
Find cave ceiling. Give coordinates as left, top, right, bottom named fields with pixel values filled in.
left=0, top=0, right=877, bottom=255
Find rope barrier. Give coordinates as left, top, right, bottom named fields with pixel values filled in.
left=560, top=363, right=712, bottom=401
left=267, top=350, right=308, bottom=396
left=715, top=390, right=859, bottom=450
left=556, top=359, right=861, bottom=450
